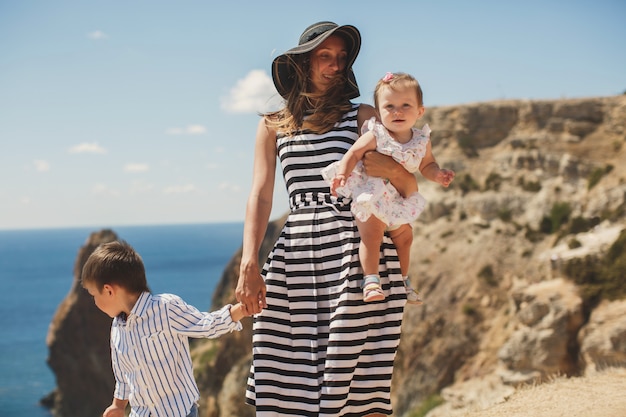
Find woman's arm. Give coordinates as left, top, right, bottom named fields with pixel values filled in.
left=235, top=118, right=276, bottom=314
left=363, top=151, right=418, bottom=197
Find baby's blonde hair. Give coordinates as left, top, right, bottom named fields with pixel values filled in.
left=374, top=72, right=423, bottom=110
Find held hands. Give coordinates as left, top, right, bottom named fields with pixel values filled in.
left=230, top=301, right=257, bottom=322
left=236, top=261, right=267, bottom=315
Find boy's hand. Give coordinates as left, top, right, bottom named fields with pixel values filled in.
left=103, top=400, right=127, bottom=417
left=230, top=301, right=259, bottom=322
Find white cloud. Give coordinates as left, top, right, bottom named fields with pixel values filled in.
left=186, top=125, right=207, bottom=135
left=163, top=184, right=196, bottom=194
left=124, top=163, right=149, bottom=173
left=221, top=69, right=282, bottom=113
left=129, top=180, right=155, bottom=194
left=33, top=160, right=50, bottom=172
left=68, top=142, right=107, bottom=154
left=91, top=183, right=121, bottom=197
left=88, top=30, right=109, bottom=40
left=218, top=182, right=241, bottom=193
left=165, top=125, right=207, bottom=135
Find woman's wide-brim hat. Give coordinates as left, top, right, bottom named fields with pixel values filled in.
left=272, top=21, right=361, bottom=100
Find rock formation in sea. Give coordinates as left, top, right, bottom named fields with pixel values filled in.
left=43, top=229, right=119, bottom=417
left=44, top=95, right=626, bottom=417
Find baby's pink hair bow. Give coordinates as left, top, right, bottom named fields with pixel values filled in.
left=382, top=72, right=394, bottom=82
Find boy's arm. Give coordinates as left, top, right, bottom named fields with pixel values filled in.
left=110, top=327, right=131, bottom=403
left=168, top=297, right=251, bottom=339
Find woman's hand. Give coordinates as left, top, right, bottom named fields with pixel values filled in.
left=235, top=117, right=275, bottom=315
left=236, top=260, right=267, bottom=315
left=362, top=151, right=418, bottom=197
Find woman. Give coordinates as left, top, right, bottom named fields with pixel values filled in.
left=236, top=21, right=417, bottom=417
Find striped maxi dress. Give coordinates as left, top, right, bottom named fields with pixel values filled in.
left=245, top=103, right=407, bottom=417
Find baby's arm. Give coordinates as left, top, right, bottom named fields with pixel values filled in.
left=330, top=131, right=378, bottom=195
left=419, top=141, right=455, bottom=187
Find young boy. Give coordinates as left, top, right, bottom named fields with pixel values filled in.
left=81, top=240, right=251, bottom=417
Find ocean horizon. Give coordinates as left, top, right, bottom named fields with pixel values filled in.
left=0, top=222, right=244, bottom=416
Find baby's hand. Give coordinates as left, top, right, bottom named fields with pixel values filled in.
left=436, top=169, right=455, bottom=187
left=330, top=175, right=346, bottom=196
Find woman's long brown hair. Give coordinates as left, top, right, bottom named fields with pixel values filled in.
left=264, top=53, right=353, bottom=136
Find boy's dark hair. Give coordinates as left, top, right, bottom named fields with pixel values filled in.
left=81, top=240, right=150, bottom=294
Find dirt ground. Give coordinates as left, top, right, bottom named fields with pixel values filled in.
left=461, top=368, right=626, bottom=417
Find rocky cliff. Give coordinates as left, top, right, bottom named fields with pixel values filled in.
left=193, top=94, right=626, bottom=417
left=44, top=95, right=626, bottom=417
left=44, top=229, right=119, bottom=417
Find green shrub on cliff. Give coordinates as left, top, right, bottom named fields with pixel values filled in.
left=540, top=202, right=572, bottom=234
left=562, top=229, right=626, bottom=305
left=587, top=164, right=613, bottom=190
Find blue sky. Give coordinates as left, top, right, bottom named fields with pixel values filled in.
left=1, top=0, right=624, bottom=230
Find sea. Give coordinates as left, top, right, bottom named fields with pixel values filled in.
left=0, top=222, right=244, bottom=417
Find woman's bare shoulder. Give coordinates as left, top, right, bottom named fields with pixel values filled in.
left=357, top=103, right=377, bottom=127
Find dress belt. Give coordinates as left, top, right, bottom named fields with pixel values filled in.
left=289, top=192, right=351, bottom=213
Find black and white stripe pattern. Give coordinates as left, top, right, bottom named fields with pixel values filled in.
left=111, top=292, right=241, bottom=417
left=246, top=104, right=406, bottom=416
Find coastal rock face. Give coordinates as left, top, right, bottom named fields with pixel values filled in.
left=194, top=95, right=626, bottom=417
left=579, top=299, right=626, bottom=372
left=44, top=229, right=118, bottom=417
left=44, top=95, right=626, bottom=417
left=497, top=278, right=584, bottom=385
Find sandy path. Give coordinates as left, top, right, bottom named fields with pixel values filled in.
left=460, top=368, right=626, bottom=417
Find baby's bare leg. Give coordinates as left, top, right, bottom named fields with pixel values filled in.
left=387, top=224, right=413, bottom=276
left=355, top=216, right=387, bottom=276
